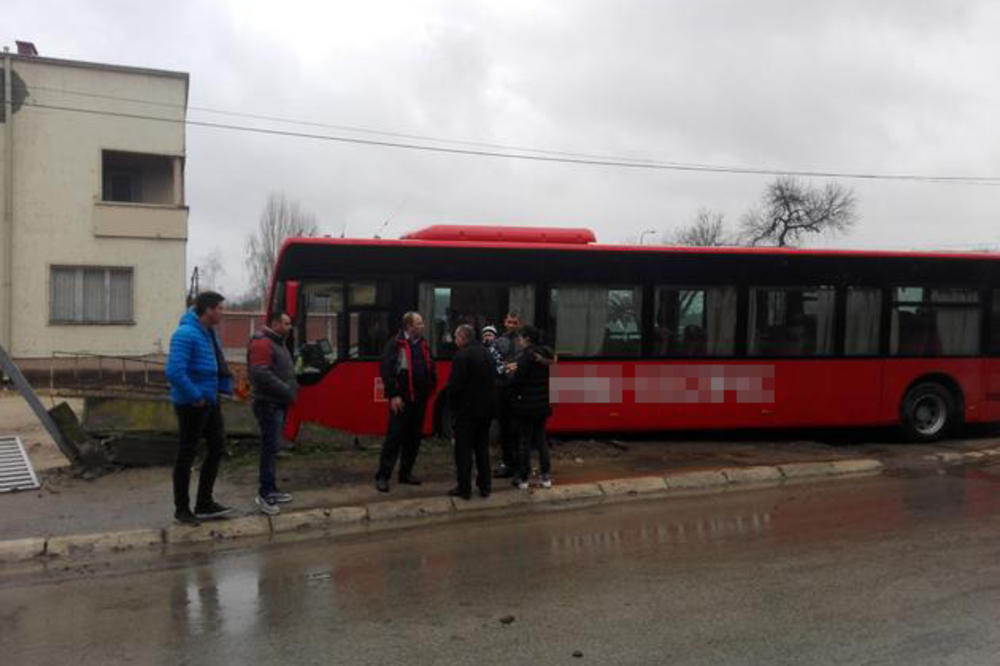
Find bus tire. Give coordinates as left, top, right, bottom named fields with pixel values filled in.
left=900, top=382, right=955, bottom=442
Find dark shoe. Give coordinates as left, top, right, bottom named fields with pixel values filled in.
left=375, top=477, right=390, bottom=493
left=448, top=487, right=472, bottom=501
left=398, top=475, right=422, bottom=486
left=174, top=509, right=200, bottom=526
left=493, top=464, right=514, bottom=479
left=195, top=500, right=235, bottom=520
left=479, top=489, right=491, bottom=498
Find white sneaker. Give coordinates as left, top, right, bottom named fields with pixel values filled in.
left=517, top=480, right=529, bottom=490
left=541, top=475, right=553, bottom=489
left=255, top=495, right=280, bottom=516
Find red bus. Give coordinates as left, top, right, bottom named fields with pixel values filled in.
left=268, top=225, right=1000, bottom=442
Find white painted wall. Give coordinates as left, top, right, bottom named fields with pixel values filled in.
left=3, top=56, right=189, bottom=357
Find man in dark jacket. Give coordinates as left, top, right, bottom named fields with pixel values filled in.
left=247, top=312, right=298, bottom=516
left=375, top=311, right=438, bottom=492
left=507, top=325, right=555, bottom=489
left=492, top=311, right=521, bottom=478
left=166, top=291, right=235, bottom=525
left=445, top=324, right=496, bottom=500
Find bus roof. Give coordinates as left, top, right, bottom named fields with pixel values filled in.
left=280, top=225, right=1000, bottom=263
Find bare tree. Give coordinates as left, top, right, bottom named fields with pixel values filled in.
left=669, top=209, right=732, bottom=246
left=741, top=177, right=857, bottom=247
left=198, top=247, right=226, bottom=291
left=245, top=193, right=319, bottom=300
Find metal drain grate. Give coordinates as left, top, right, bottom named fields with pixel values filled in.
left=0, top=435, right=40, bottom=492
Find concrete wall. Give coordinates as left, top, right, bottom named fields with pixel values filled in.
left=3, top=56, right=189, bottom=358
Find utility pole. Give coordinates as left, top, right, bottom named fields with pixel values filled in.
left=1, top=48, right=13, bottom=351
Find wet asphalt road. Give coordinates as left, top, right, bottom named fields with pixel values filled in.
left=5, top=465, right=1000, bottom=665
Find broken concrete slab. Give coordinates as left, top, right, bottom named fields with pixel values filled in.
left=598, top=476, right=668, bottom=496
left=166, top=515, right=272, bottom=544
left=664, top=470, right=728, bottom=490
left=0, top=536, right=46, bottom=563
left=271, top=506, right=367, bottom=533
left=528, top=483, right=604, bottom=503
left=47, top=528, right=163, bottom=557
left=829, top=459, right=884, bottom=475
left=452, top=490, right=533, bottom=512
left=778, top=461, right=839, bottom=479
left=366, top=496, right=454, bottom=522
left=720, top=466, right=783, bottom=485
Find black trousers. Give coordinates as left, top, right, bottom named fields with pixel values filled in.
left=173, top=402, right=225, bottom=512
left=376, top=398, right=427, bottom=481
left=454, top=417, right=492, bottom=495
left=516, top=415, right=550, bottom=482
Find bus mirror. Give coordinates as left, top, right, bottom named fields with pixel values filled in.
left=285, top=281, right=300, bottom=319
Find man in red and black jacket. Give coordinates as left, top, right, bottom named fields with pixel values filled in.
left=375, top=311, right=438, bottom=492
left=247, top=312, right=298, bottom=515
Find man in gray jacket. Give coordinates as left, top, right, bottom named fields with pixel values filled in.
left=247, top=312, right=298, bottom=515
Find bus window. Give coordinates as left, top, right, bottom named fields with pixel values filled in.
left=302, top=282, right=343, bottom=359
left=844, top=287, right=881, bottom=356
left=349, top=311, right=389, bottom=358
left=890, top=287, right=981, bottom=356
left=549, top=286, right=642, bottom=357
left=418, top=283, right=535, bottom=358
left=748, top=286, right=835, bottom=356
left=346, top=281, right=392, bottom=358
left=653, top=287, right=736, bottom=356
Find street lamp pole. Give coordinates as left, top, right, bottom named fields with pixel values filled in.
left=639, top=229, right=657, bottom=245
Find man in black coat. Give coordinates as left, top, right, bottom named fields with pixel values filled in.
left=375, top=311, right=437, bottom=492
left=445, top=324, right=496, bottom=500
left=507, top=325, right=555, bottom=489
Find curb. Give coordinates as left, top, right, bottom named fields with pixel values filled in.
left=0, top=457, right=884, bottom=566
left=924, top=446, right=1000, bottom=465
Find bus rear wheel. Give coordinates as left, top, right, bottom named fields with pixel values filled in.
left=900, top=382, right=955, bottom=442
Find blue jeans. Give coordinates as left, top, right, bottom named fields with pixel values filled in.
left=253, top=401, right=286, bottom=498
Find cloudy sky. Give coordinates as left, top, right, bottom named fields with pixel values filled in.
left=7, top=0, right=1000, bottom=295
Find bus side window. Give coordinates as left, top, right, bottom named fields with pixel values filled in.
left=890, top=287, right=981, bottom=356
left=653, top=286, right=736, bottom=357
left=302, top=282, right=343, bottom=362
left=747, top=287, right=835, bottom=356
left=347, top=281, right=392, bottom=359
left=549, top=286, right=642, bottom=357
left=844, top=287, right=881, bottom=356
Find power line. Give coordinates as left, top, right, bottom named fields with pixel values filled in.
left=26, top=83, right=674, bottom=165
left=21, top=99, right=1000, bottom=185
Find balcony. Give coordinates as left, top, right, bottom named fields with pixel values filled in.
left=93, top=150, right=187, bottom=240
left=93, top=201, right=188, bottom=240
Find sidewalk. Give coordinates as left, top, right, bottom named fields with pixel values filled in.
left=2, top=392, right=998, bottom=549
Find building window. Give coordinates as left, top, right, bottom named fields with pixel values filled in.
left=549, top=286, right=642, bottom=357
left=890, top=287, right=981, bottom=356
left=653, top=286, right=737, bottom=356
left=418, top=282, right=535, bottom=358
left=748, top=286, right=835, bottom=356
left=50, top=267, right=134, bottom=324
left=844, top=287, right=882, bottom=356
left=102, top=151, right=181, bottom=205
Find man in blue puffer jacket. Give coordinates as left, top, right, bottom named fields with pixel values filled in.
left=166, top=291, right=235, bottom=525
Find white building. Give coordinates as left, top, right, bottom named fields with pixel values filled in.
left=0, top=41, right=189, bottom=360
